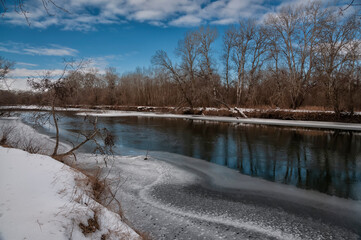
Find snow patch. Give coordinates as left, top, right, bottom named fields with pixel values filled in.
left=0, top=147, right=140, bottom=240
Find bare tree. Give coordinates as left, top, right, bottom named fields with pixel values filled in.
left=104, top=67, right=119, bottom=105
left=82, top=70, right=105, bottom=105
left=265, top=2, right=326, bottom=109
left=340, top=0, right=361, bottom=13
left=222, top=26, right=236, bottom=93
left=315, top=10, right=361, bottom=115
left=196, top=26, right=218, bottom=80
left=176, top=29, right=201, bottom=108
left=152, top=50, right=195, bottom=109
left=153, top=26, right=220, bottom=109
left=225, top=19, right=268, bottom=107
left=195, top=26, right=219, bottom=107
left=26, top=60, right=102, bottom=157
left=244, top=24, right=268, bottom=106
left=0, top=56, right=14, bottom=90
left=0, top=0, right=68, bottom=25
left=231, top=19, right=255, bottom=106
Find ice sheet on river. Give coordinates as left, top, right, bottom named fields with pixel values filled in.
left=75, top=151, right=361, bottom=240
left=77, top=111, right=361, bottom=131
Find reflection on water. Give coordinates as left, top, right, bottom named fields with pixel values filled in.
left=23, top=113, right=361, bottom=200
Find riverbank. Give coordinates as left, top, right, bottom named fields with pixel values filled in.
left=0, top=146, right=141, bottom=240
left=1, top=105, right=361, bottom=131
left=0, top=118, right=141, bottom=240
left=1, top=105, right=361, bottom=123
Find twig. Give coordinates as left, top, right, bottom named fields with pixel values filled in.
left=37, top=219, right=42, bottom=232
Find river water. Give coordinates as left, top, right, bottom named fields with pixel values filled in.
left=21, top=112, right=361, bottom=201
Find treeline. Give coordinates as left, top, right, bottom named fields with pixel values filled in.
left=1, top=1, right=361, bottom=115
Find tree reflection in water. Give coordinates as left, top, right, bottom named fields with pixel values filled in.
left=42, top=114, right=361, bottom=200
left=234, top=127, right=360, bottom=199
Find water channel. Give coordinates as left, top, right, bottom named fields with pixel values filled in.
left=21, top=112, right=361, bottom=201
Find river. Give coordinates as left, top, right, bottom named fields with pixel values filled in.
left=21, top=112, right=361, bottom=200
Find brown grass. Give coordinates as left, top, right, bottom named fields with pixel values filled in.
left=79, top=213, right=100, bottom=235
left=298, top=105, right=328, bottom=111
left=0, top=143, right=12, bottom=148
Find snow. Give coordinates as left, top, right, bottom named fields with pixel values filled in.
left=2, top=105, right=361, bottom=131
left=0, top=117, right=70, bottom=155
left=1, top=114, right=361, bottom=239
left=0, top=105, right=96, bottom=112
left=73, top=151, right=361, bottom=239
left=77, top=110, right=361, bottom=131
left=0, top=147, right=140, bottom=240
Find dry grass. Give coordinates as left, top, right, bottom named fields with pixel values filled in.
left=298, top=105, right=328, bottom=111
left=136, top=231, right=152, bottom=240
left=79, top=212, right=100, bottom=235
left=21, top=138, right=42, bottom=154
left=203, top=109, right=236, bottom=117
left=0, top=125, right=15, bottom=146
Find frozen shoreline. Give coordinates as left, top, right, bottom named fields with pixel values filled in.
left=1, top=105, right=361, bottom=131
left=77, top=110, right=361, bottom=131
left=76, top=150, right=361, bottom=239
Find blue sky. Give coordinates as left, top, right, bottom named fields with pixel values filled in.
left=0, top=0, right=346, bottom=90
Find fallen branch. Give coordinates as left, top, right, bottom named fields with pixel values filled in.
left=213, top=88, right=248, bottom=118
left=54, top=130, right=98, bottom=158
left=234, top=107, right=248, bottom=118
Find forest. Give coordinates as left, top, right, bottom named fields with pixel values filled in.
left=1, top=1, right=360, bottom=116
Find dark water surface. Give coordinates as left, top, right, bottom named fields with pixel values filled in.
left=23, top=113, right=361, bottom=200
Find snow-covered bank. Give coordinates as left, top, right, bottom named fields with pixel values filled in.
left=0, top=105, right=96, bottom=112
left=0, top=148, right=140, bottom=239
left=0, top=117, right=70, bottom=155
left=78, top=110, right=361, bottom=131
left=2, top=105, right=361, bottom=130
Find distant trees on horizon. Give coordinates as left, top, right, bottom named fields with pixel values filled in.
left=1, top=1, right=361, bottom=116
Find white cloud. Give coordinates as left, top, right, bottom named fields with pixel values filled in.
left=84, top=51, right=138, bottom=71
left=24, top=46, right=78, bottom=56
left=16, top=62, right=38, bottom=67
left=0, top=46, right=20, bottom=54
left=0, top=78, right=28, bottom=91
left=0, top=42, right=78, bottom=56
left=9, top=68, right=65, bottom=78
left=210, top=18, right=237, bottom=25
left=0, top=0, right=270, bottom=29
left=170, top=15, right=203, bottom=27
left=4, top=0, right=342, bottom=29
left=131, top=10, right=165, bottom=21
left=5, top=68, right=67, bottom=91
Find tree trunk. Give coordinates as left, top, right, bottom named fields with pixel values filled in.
left=51, top=102, right=60, bottom=156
